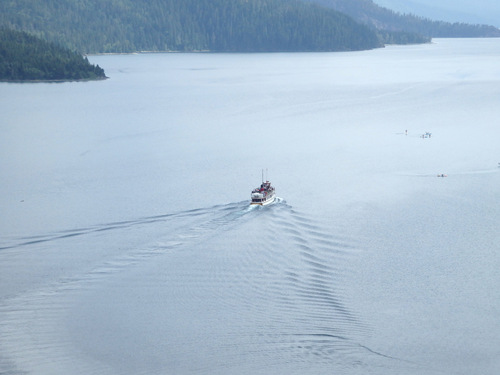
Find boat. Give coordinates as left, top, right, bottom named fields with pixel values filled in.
left=250, top=173, right=276, bottom=206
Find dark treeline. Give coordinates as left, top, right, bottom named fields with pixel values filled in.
left=390, top=16, right=500, bottom=38
left=0, top=28, right=106, bottom=81
left=0, top=0, right=422, bottom=54
left=306, top=0, right=500, bottom=38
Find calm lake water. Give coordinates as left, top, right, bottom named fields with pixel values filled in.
left=1, top=39, right=500, bottom=374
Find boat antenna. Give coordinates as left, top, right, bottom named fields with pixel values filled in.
left=266, top=168, right=268, bottom=182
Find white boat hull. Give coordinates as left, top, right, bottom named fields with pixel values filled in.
left=250, top=193, right=276, bottom=206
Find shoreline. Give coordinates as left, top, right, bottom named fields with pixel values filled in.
left=0, top=76, right=108, bottom=83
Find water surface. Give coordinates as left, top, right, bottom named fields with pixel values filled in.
left=1, top=39, right=500, bottom=375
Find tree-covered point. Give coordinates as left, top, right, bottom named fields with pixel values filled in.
left=0, top=28, right=106, bottom=81
left=0, top=0, right=384, bottom=53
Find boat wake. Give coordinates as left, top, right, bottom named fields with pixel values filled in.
left=0, top=198, right=422, bottom=375
left=0, top=200, right=276, bottom=252
left=399, top=166, right=500, bottom=179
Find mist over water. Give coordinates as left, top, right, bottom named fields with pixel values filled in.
left=1, top=39, right=500, bottom=374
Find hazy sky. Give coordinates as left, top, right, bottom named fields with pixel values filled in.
left=373, top=0, right=500, bottom=27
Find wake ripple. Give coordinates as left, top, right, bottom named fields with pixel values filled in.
left=0, top=198, right=416, bottom=374
left=0, top=201, right=258, bottom=252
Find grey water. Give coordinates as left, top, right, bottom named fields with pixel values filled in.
left=1, top=38, right=500, bottom=375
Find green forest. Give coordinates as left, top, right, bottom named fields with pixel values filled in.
left=0, top=28, right=106, bottom=81
left=0, top=0, right=427, bottom=54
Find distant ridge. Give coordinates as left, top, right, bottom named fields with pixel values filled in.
left=305, top=0, right=500, bottom=37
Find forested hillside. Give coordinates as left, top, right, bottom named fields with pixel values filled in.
left=0, top=0, right=401, bottom=53
left=0, top=28, right=106, bottom=81
left=0, top=0, right=381, bottom=53
left=306, top=0, right=500, bottom=37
